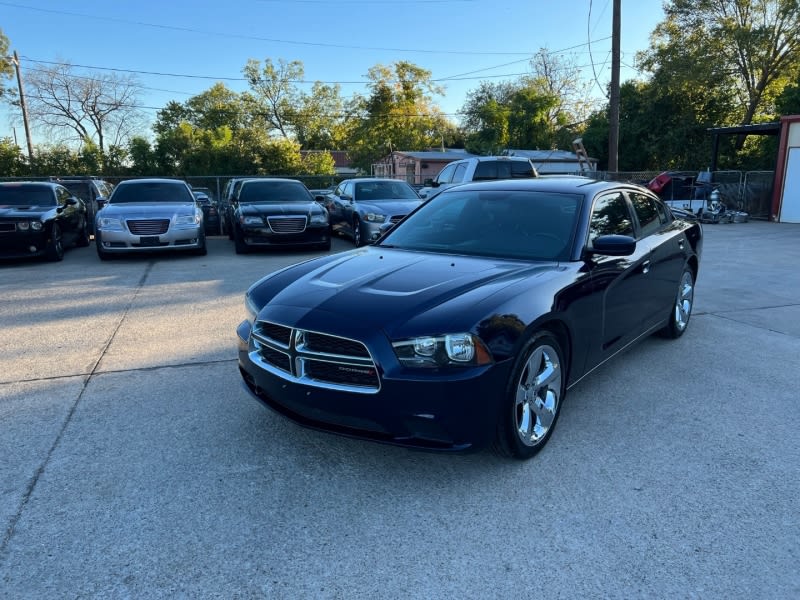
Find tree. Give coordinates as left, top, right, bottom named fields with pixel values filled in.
left=23, top=61, right=145, bottom=154
left=639, top=0, right=800, bottom=138
left=0, top=28, right=13, bottom=100
left=292, top=81, right=349, bottom=150
left=460, top=50, right=598, bottom=154
left=346, top=61, right=452, bottom=172
left=242, top=58, right=304, bottom=139
left=0, top=137, right=25, bottom=175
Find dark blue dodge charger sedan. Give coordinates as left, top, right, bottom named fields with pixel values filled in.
left=237, top=177, right=702, bottom=459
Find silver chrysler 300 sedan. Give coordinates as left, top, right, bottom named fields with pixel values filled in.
left=95, top=179, right=207, bottom=259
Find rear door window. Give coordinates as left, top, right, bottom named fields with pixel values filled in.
left=452, top=162, right=468, bottom=183
left=435, top=163, right=458, bottom=184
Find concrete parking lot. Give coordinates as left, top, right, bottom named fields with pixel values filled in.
left=1, top=223, right=798, bottom=598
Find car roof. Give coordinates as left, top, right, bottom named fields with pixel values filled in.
left=0, top=181, right=61, bottom=190
left=444, top=176, right=644, bottom=195
left=239, top=178, right=305, bottom=185
left=116, top=178, right=188, bottom=186
left=340, top=177, right=412, bottom=184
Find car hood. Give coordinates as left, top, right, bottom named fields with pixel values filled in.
left=100, top=202, right=196, bottom=217
left=355, top=199, right=422, bottom=215
left=252, top=247, right=560, bottom=338
left=0, top=205, right=55, bottom=218
left=239, top=201, right=324, bottom=217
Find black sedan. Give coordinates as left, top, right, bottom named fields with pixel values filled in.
left=230, top=178, right=331, bottom=253
left=237, top=178, right=702, bottom=459
left=324, top=178, right=422, bottom=246
left=192, top=191, right=221, bottom=235
left=0, top=181, right=90, bottom=261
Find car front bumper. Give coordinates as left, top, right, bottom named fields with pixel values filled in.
left=0, top=229, right=50, bottom=258
left=240, top=224, right=330, bottom=247
left=96, top=225, right=204, bottom=253
left=236, top=319, right=511, bottom=452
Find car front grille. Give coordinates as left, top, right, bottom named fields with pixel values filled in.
left=0, top=222, right=16, bottom=233
left=389, top=215, right=405, bottom=225
left=249, top=320, right=379, bottom=393
left=127, top=219, right=170, bottom=235
left=267, top=216, right=306, bottom=234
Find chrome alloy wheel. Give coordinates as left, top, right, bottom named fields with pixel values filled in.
left=674, top=270, right=694, bottom=332
left=515, top=343, right=562, bottom=447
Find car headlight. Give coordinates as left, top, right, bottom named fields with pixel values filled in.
left=175, top=213, right=200, bottom=225
left=310, top=212, right=328, bottom=225
left=392, top=333, right=493, bottom=368
left=244, top=292, right=260, bottom=322
left=17, top=221, right=43, bottom=231
left=97, top=217, right=123, bottom=231
left=241, top=215, right=264, bottom=226
left=363, top=212, right=387, bottom=223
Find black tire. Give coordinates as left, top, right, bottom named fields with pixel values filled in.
left=659, top=266, right=695, bottom=339
left=226, top=217, right=234, bottom=240
left=76, top=217, right=91, bottom=247
left=317, top=239, right=332, bottom=252
left=45, top=223, right=64, bottom=262
left=194, top=232, right=208, bottom=256
left=352, top=218, right=363, bottom=247
left=494, top=332, right=565, bottom=460
left=95, top=234, right=112, bottom=261
left=234, top=227, right=249, bottom=254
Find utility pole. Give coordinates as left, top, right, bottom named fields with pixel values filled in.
left=11, top=51, right=34, bottom=162
left=608, top=0, right=621, bottom=173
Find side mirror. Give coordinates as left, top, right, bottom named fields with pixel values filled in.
left=423, top=178, right=433, bottom=186
left=587, top=234, right=636, bottom=257
left=97, top=198, right=108, bottom=208
left=66, top=197, right=79, bottom=206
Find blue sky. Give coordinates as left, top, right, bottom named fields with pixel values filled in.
left=1, top=0, right=667, bottom=147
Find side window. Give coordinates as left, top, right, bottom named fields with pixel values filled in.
left=588, top=192, right=634, bottom=243
left=452, top=162, right=468, bottom=183
left=630, top=192, right=662, bottom=237
left=511, top=161, right=536, bottom=178
left=334, top=182, right=346, bottom=197
left=435, top=163, right=457, bottom=184
left=473, top=161, right=498, bottom=180
left=342, top=182, right=354, bottom=198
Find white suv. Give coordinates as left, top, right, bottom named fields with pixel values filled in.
left=418, top=156, right=539, bottom=200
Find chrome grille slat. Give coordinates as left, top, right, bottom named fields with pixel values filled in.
left=250, top=320, right=379, bottom=393
left=267, top=216, right=307, bottom=234
left=128, top=219, right=170, bottom=235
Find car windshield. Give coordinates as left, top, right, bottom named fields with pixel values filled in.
left=238, top=181, right=311, bottom=203
left=354, top=181, right=418, bottom=201
left=379, top=189, right=582, bottom=261
left=110, top=182, right=193, bottom=203
left=0, top=185, right=56, bottom=206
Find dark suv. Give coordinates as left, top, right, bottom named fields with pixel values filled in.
left=54, top=177, right=114, bottom=236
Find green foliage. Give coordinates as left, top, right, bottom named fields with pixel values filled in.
left=776, top=80, right=800, bottom=115
left=0, top=137, right=26, bottom=175
left=459, top=51, right=594, bottom=155
left=0, top=28, right=12, bottom=85
left=640, top=0, right=800, bottom=129
left=346, top=61, right=452, bottom=172
left=299, top=151, right=337, bottom=176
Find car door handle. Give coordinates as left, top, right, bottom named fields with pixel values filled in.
left=642, top=260, right=651, bottom=274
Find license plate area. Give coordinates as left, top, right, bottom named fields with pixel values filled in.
left=139, top=236, right=161, bottom=246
